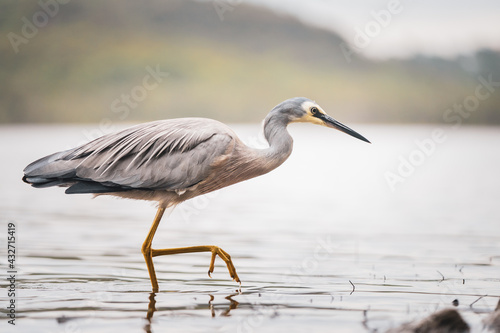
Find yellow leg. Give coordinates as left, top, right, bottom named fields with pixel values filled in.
left=152, top=245, right=240, bottom=283
left=142, top=207, right=165, bottom=292
left=142, top=207, right=240, bottom=292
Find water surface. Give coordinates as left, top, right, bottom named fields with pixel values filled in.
left=1, top=124, right=499, bottom=332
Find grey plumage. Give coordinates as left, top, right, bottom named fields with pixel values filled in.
left=23, top=97, right=370, bottom=208
left=24, top=118, right=235, bottom=197
left=23, top=97, right=370, bottom=290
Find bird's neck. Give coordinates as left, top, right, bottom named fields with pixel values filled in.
left=260, top=113, right=293, bottom=170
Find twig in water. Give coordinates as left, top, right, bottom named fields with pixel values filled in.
left=470, top=295, right=488, bottom=309
left=349, top=280, right=355, bottom=295
left=437, top=270, right=445, bottom=282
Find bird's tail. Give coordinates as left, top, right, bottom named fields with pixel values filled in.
left=23, top=149, right=130, bottom=194
left=22, top=149, right=77, bottom=189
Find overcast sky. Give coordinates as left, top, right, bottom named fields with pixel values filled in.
left=242, top=0, right=500, bottom=59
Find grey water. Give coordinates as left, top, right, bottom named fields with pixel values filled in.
left=1, top=123, right=499, bottom=332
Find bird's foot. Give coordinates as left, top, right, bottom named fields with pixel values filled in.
left=207, top=246, right=241, bottom=284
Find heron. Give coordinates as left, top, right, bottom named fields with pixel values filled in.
left=23, top=97, right=370, bottom=292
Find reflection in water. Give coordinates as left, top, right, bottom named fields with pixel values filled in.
left=209, top=294, right=240, bottom=317
left=144, top=293, right=156, bottom=333
left=145, top=292, right=240, bottom=332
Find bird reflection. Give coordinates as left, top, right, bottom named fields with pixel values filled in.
left=144, top=291, right=240, bottom=332
left=144, top=292, right=156, bottom=333
left=209, top=294, right=240, bottom=317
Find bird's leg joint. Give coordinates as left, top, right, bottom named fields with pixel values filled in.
left=141, top=241, right=153, bottom=257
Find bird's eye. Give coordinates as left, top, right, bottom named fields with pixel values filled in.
left=310, top=107, right=319, bottom=115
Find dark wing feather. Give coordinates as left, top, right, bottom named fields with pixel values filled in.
left=23, top=118, right=235, bottom=193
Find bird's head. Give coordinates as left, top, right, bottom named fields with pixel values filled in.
left=272, top=97, right=370, bottom=143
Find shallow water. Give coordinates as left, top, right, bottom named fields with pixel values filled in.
left=1, top=123, right=500, bottom=332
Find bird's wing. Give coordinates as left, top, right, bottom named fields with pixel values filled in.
left=23, top=118, right=235, bottom=193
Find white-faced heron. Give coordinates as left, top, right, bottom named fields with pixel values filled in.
left=23, top=97, right=370, bottom=292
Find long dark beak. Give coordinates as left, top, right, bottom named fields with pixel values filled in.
left=318, top=113, right=371, bottom=143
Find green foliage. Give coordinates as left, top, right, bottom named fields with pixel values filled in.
left=1, top=0, right=499, bottom=124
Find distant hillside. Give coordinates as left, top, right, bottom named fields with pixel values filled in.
left=1, top=0, right=499, bottom=124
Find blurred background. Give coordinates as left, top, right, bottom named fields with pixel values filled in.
left=1, top=0, right=499, bottom=125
